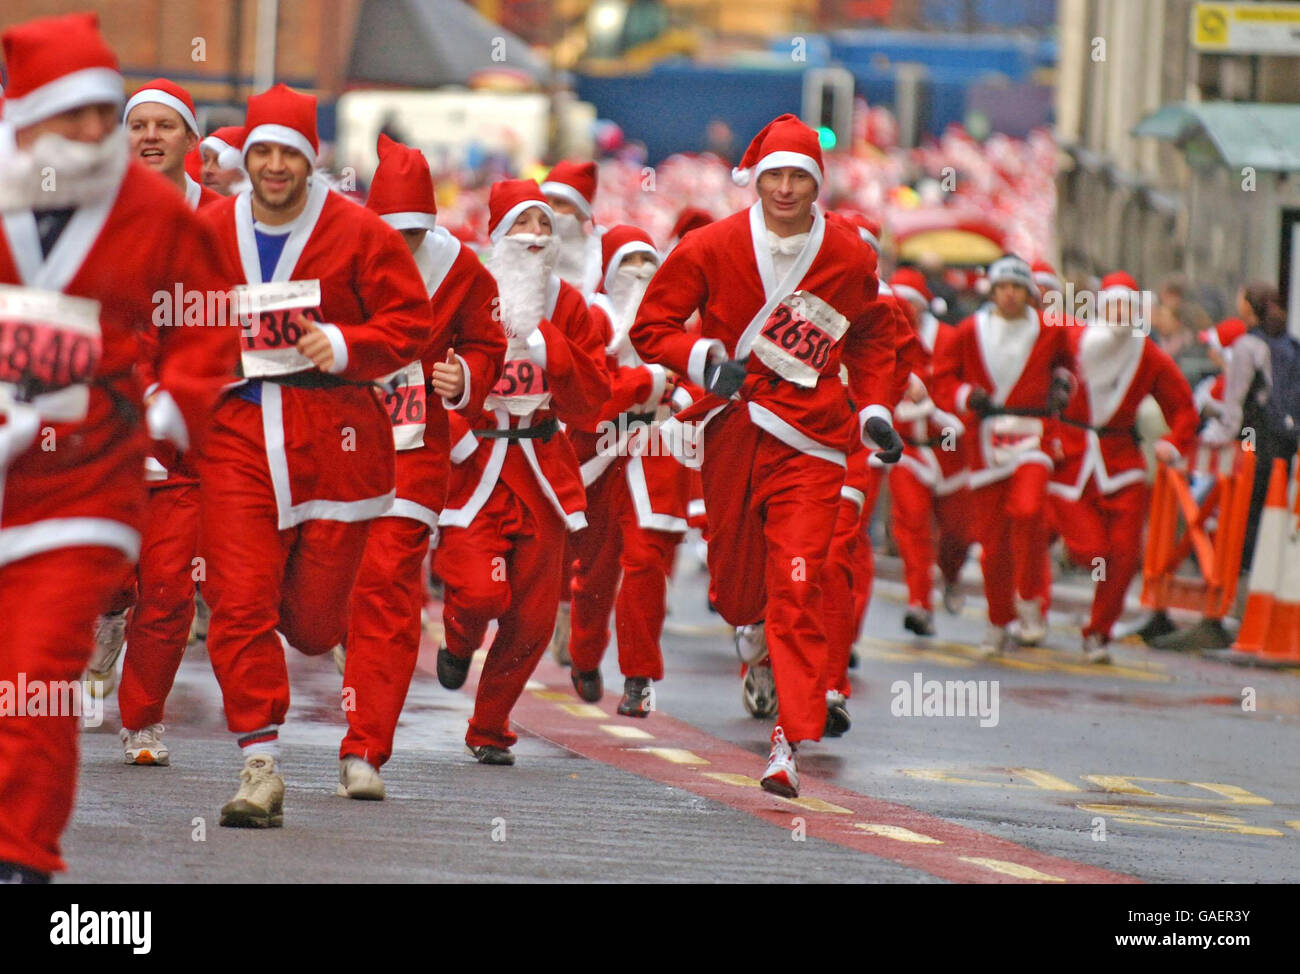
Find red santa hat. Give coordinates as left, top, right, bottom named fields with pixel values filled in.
left=1200, top=317, right=1248, bottom=351
left=890, top=267, right=946, bottom=316
left=598, top=225, right=659, bottom=294
left=487, top=178, right=555, bottom=244
left=201, top=125, right=245, bottom=171
left=1032, top=259, right=1063, bottom=294
left=836, top=210, right=882, bottom=253
left=365, top=132, right=437, bottom=232
left=1099, top=270, right=1139, bottom=297
left=124, top=77, right=199, bottom=134
left=540, top=159, right=597, bottom=220
left=731, top=114, right=823, bottom=189
left=670, top=206, right=713, bottom=242
left=1, top=12, right=123, bottom=130
left=242, top=83, right=318, bottom=164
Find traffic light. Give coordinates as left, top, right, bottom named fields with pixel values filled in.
left=803, top=67, right=854, bottom=153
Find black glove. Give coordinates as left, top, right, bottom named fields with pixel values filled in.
left=703, top=358, right=748, bottom=399
left=865, top=416, right=904, bottom=464
left=966, top=387, right=994, bottom=417
left=1047, top=376, right=1072, bottom=414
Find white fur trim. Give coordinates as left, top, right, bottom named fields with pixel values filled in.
left=643, top=364, right=667, bottom=409
left=4, top=67, right=123, bottom=130
left=955, top=383, right=973, bottom=413
left=242, top=123, right=317, bottom=164
left=687, top=498, right=706, bottom=518
left=449, top=428, right=479, bottom=464
left=124, top=88, right=198, bottom=134
left=687, top=337, right=726, bottom=388
left=381, top=498, right=439, bottom=529
left=539, top=181, right=592, bottom=219
left=316, top=323, right=349, bottom=374
left=748, top=402, right=845, bottom=466
left=441, top=353, right=472, bottom=411
left=601, top=241, right=658, bottom=294
left=753, top=150, right=823, bottom=187
left=525, top=328, right=547, bottom=369
left=380, top=211, right=437, bottom=232
left=858, top=403, right=892, bottom=435
left=145, top=390, right=190, bottom=451
left=490, top=200, right=555, bottom=244
left=0, top=517, right=139, bottom=569
left=840, top=484, right=865, bottom=510
left=891, top=283, right=928, bottom=311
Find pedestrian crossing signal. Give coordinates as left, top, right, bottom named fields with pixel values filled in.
left=817, top=126, right=837, bottom=150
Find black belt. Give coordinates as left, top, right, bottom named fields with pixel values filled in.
left=475, top=417, right=560, bottom=442
left=263, top=371, right=354, bottom=390
left=1059, top=417, right=1138, bottom=440
left=621, top=411, right=656, bottom=428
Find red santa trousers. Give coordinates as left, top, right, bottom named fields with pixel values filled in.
left=891, top=469, right=973, bottom=610
left=701, top=405, right=842, bottom=743
left=971, top=464, right=1051, bottom=627
left=822, top=495, right=865, bottom=698
left=340, top=515, right=430, bottom=767
left=0, top=545, right=129, bottom=874
left=117, top=481, right=201, bottom=730
left=1051, top=480, right=1148, bottom=640
left=569, top=463, right=680, bottom=681
left=435, top=464, right=567, bottom=750
left=199, top=399, right=372, bottom=734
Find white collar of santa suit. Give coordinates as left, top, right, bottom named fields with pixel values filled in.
left=918, top=311, right=939, bottom=353
left=184, top=172, right=203, bottom=211
left=413, top=225, right=461, bottom=299
left=736, top=200, right=826, bottom=359
left=1079, top=324, right=1145, bottom=427
left=234, top=175, right=330, bottom=284
left=975, top=304, right=1039, bottom=405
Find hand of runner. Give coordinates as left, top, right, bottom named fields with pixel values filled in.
left=432, top=348, right=465, bottom=400
left=294, top=314, right=335, bottom=372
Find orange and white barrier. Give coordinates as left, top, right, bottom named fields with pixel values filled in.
left=1235, top=452, right=1300, bottom=663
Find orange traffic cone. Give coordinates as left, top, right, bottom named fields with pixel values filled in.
left=1261, top=469, right=1300, bottom=663
left=1232, top=459, right=1290, bottom=655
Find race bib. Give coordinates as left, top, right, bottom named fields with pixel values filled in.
left=378, top=361, right=427, bottom=451
left=484, top=347, right=551, bottom=417
left=987, top=415, right=1043, bottom=466
left=236, top=280, right=323, bottom=378
left=751, top=290, right=850, bottom=388
left=0, top=284, right=102, bottom=423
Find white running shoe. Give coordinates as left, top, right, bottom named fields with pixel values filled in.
left=760, top=725, right=799, bottom=798
left=549, top=601, right=572, bottom=666
left=733, top=622, right=768, bottom=664
left=337, top=755, right=385, bottom=800
left=219, top=755, right=284, bottom=828
left=979, top=624, right=1014, bottom=659
left=741, top=659, right=778, bottom=718
left=120, top=724, right=169, bottom=766
left=942, top=582, right=965, bottom=615
left=1082, top=632, right=1111, bottom=665
left=331, top=644, right=346, bottom=676
left=86, top=611, right=127, bottom=698
left=1013, top=597, right=1047, bottom=646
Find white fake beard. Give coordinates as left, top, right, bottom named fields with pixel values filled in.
left=552, top=211, right=589, bottom=284
left=0, top=127, right=129, bottom=210
left=606, top=263, right=655, bottom=355
left=486, top=233, right=558, bottom=339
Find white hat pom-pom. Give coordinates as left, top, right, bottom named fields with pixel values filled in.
left=731, top=167, right=751, bottom=187
left=218, top=146, right=243, bottom=170
left=931, top=297, right=948, bottom=317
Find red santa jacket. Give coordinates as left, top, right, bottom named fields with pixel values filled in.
left=892, top=303, right=969, bottom=495
left=380, top=228, right=504, bottom=530
left=931, top=304, right=1074, bottom=488
left=0, top=160, right=237, bottom=566
left=440, top=276, right=609, bottom=532
left=571, top=295, right=694, bottom=532
left=629, top=203, right=896, bottom=467
left=1047, top=327, right=1197, bottom=500
left=202, top=178, right=431, bottom=528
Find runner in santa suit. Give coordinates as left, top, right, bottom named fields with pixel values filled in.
left=630, top=115, right=902, bottom=797
left=565, top=225, right=696, bottom=716
left=931, top=255, right=1075, bottom=657
left=887, top=267, right=972, bottom=636
left=98, top=79, right=227, bottom=767
left=540, top=160, right=605, bottom=665
left=433, top=179, right=609, bottom=765
left=200, top=126, right=247, bottom=196
left=1046, top=272, right=1196, bottom=662
left=335, top=134, right=504, bottom=799
left=0, top=12, right=237, bottom=882
left=199, top=84, right=431, bottom=827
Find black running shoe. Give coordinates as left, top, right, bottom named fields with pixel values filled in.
left=437, top=646, right=470, bottom=689
left=571, top=668, right=603, bottom=703
left=468, top=744, right=515, bottom=766
left=617, top=677, right=652, bottom=717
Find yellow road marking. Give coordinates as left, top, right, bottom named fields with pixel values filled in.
left=1081, top=775, right=1273, bottom=805
left=1009, top=767, right=1083, bottom=792
left=557, top=703, right=606, bottom=718
left=854, top=823, right=944, bottom=844
left=530, top=690, right=572, bottom=701
left=1286, top=820, right=1300, bottom=831
left=1078, top=803, right=1285, bottom=837
left=779, top=796, right=852, bottom=814
left=599, top=724, right=654, bottom=739
left=901, top=767, right=1080, bottom=791
left=633, top=747, right=708, bottom=765
left=523, top=680, right=546, bottom=691
left=702, top=772, right=760, bottom=787
left=958, top=857, right=1065, bottom=882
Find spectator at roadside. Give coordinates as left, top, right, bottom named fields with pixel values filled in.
left=1153, top=274, right=1215, bottom=385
